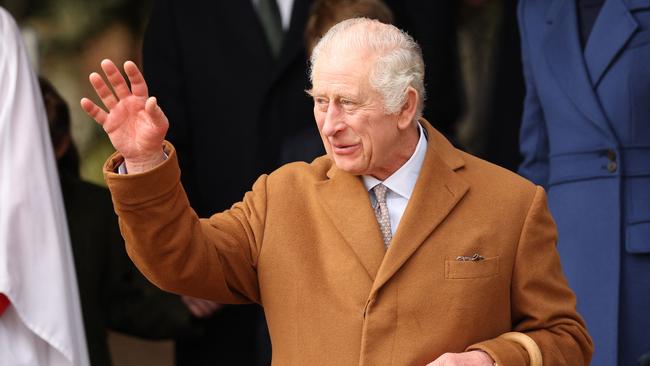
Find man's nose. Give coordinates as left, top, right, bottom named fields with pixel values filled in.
left=321, top=103, right=344, bottom=136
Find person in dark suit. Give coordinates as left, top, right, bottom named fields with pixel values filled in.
left=143, top=0, right=318, bottom=217
left=142, top=1, right=317, bottom=364
left=40, top=77, right=196, bottom=366
left=518, top=0, right=650, bottom=364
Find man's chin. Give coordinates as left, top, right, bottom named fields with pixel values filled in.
left=332, top=158, right=365, bottom=176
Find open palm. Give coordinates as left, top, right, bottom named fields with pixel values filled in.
left=81, top=59, right=168, bottom=172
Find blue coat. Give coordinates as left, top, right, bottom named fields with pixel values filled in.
left=517, top=0, right=650, bottom=364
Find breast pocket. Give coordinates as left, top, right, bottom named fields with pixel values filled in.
left=444, top=256, right=500, bottom=279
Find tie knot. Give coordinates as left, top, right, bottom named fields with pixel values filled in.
left=373, top=184, right=388, bottom=203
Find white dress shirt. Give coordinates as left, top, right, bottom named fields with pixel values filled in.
left=251, top=0, right=295, bottom=30
left=363, top=124, right=428, bottom=236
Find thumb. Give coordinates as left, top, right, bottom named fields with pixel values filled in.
left=144, top=96, right=168, bottom=126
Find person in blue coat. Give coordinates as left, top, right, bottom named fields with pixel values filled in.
left=517, top=0, right=650, bottom=364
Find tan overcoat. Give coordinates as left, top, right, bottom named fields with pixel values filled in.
left=104, top=120, right=592, bottom=365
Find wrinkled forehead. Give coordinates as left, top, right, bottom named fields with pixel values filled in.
left=311, top=49, right=375, bottom=93
left=314, top=45, right=375, bottom=73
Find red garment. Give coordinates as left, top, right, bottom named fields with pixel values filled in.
left=0, top=294, right=9, bottom=316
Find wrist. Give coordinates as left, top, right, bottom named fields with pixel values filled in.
left=124, top=151, right=166, bottom=174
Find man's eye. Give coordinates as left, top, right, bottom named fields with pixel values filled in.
left=340, top=99, right=353, bottom=105
left=315, top=98, right=328, bottom=105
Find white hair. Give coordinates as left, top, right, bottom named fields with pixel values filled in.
left=309, top=18, right=426, bottom=121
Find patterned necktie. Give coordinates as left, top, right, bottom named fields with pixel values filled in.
left=373, top=184, right=393, bottom=248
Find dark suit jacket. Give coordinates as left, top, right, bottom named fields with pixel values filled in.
left=60, top=172, right=193, bottom=366
left=518, top=0, right=650, bottom=364
left=143, top=0, right=318, bottom=217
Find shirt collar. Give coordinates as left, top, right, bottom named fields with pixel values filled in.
left=362, top=123, right=428, bottom=199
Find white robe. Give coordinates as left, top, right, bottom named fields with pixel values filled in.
left=0, top=7, right=89, bottom=366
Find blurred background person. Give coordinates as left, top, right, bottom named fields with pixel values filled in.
left=39, top=76, right=204, bottom=366
left=0, top=6, right=89, bottom=365
left=517, top=0, right=650, bottom=364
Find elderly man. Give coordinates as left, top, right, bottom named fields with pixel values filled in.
left=81, top=19, right=592, bottom=365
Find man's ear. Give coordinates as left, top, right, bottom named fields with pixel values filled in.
left=397, top=86, right=418, bottom=130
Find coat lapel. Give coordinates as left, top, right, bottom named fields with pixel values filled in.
left=584, top=0, right=638, bottom=87
left=543, top=0, right=614, bottom=140
left=315, top=121, right=468, bottom=290
left=315, top=166, right=387, bottom=281
left=371, top=121, right=469, bottom=294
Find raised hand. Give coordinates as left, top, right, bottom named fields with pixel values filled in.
left=80, top=59, right=168, bottom=173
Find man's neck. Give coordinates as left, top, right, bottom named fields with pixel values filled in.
left=371, top=123, right=420, bottom=181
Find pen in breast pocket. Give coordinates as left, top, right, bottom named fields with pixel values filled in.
left=456, top=253, right=484, bottom=261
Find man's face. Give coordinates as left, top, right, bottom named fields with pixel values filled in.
left=310, top=49, right=404, bottom=180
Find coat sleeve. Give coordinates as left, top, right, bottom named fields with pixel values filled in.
left=102, top=196, right=197, bottom=340
left=516, top=0, right=550, bottom=187
left=467, top=186, right=593, bottom=365
left=104, top=142, right=265, bottom=305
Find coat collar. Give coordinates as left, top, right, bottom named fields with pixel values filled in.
left=583, top=0, right=639, bottom=87
left=315, top=119, right=468, bottom=291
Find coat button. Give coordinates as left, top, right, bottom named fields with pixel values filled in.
left=607, top=161, right=617, bottom=173
left=606, top=149, right=617, bottom=161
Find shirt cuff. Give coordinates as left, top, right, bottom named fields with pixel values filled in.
left=116, top=152, right=168, bottom=175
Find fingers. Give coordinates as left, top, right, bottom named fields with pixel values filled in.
left=100, top=59, right=131, bottom=100
left=124, top=60, right=148, bottom=97
left=80, top=97, right=107, bottom=125
left=145, top=97, right=168, bottom=126
left=87, top=59, right=147, bottom=111
left=89, top=72, right=118, bottom=110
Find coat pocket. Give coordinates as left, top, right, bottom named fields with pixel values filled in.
left=445, top=256, right=499, bottom=279
left=626, top=220, right=650, bottom=253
